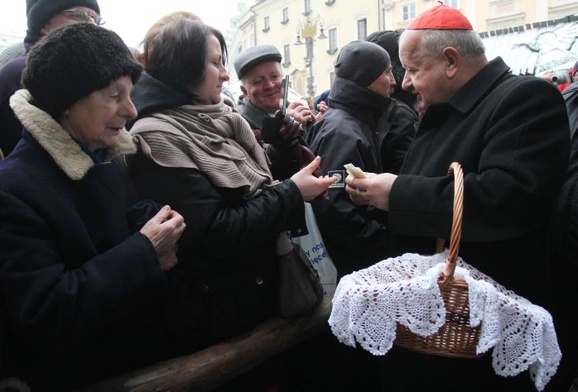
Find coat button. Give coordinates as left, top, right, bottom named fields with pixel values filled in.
left=255, top=277, right=264, bottom=285
left=202, top=284, right=210, bottom=293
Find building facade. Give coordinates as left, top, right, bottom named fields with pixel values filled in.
left=228, top=0, right=578, bottom=100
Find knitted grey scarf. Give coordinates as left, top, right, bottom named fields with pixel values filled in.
left=130, top=100, right=274, bottom=198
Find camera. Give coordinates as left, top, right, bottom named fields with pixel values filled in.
left=551, top=69, right=571, bottom=85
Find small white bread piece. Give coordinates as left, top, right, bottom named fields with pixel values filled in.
left=344, top=163, right=367, bottom=179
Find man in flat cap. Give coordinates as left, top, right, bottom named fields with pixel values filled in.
left=345, top=4, right=576, bottom=391
left=234, top=45, right=316, bottom=131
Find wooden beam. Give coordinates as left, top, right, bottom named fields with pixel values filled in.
left=75, top=295, right=333, bottom=392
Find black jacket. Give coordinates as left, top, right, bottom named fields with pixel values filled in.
left=306, top=77, right=390, bottom=276
left=382, top=57, right=574, bottom=391
left=128, top=74, right=307, bottom=345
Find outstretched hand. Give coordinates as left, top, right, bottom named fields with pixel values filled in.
left=140, top=205, right=186, bottom=271
left=291, top=156, right=337, bottom=201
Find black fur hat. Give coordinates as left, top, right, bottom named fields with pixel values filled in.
left=25, top=0, right=101, bottom=43
left=22, top=23, right=142, bottom=119
left=334, top=40, right=391, bottom=88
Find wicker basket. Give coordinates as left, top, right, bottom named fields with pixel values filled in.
left=394, top=162, right=483, bottom=358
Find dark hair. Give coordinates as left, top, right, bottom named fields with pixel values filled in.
left=142, top=17, right=228, bottom=99
left=138, top=11, right=202, bottom=66
left=366, top=29, right=416, bottom=109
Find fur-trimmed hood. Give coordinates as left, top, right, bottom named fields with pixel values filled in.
left=9, top=89, right=137, bottom=180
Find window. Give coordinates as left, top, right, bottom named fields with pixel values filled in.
left=357, top=18, right=367, bottom=40
left=283, top=44, right=291, bottom=67
left=402, top=3, right=416, bottom=21
left=327, top=28, right=338, bottom=54
left=329, top=71, right=336, bottom=87
left=442, top=0, right=458, bottom=8
left=304, top=0, right=312, bottom=16
left=263, top=16, right=270, bottom=32
left=282, top=7, right=289, bottom=24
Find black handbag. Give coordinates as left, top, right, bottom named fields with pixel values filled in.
left=277, top=234, right=324, bottom=318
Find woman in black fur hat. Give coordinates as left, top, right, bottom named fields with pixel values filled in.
left=0, top=23, right=189, bottom=391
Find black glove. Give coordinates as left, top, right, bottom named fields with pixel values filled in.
left=262, top=111, right=303, bottom=151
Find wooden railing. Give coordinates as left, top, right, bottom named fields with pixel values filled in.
left=75, top=295, right=333, bottom=392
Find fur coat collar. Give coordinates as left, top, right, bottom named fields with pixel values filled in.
left=10, top=89, right=136, bottom=180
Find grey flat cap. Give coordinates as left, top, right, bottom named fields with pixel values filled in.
left=234, top=44, right=282, bottom=79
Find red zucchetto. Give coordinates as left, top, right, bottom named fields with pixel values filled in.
left=407, top=2, right=473, bottom=30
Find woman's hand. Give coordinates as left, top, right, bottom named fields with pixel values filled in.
left=291, top=156, right=337, bottom=201
left=345, top=172, right=397, bottom=211
left=140, top=205, right=186, bottom=271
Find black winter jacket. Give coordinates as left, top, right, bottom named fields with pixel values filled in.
left=128, top=74, right=307, bottom=345
left=306, top=77, right=390, bottom=276
left=0, top=91, right=185, bottom=391
left=382, top=57, right=574, bottom=392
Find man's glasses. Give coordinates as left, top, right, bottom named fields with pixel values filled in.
left=60, top=8, right=105, bottom=26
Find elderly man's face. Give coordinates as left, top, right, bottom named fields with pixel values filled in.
left=399, top=30, right=454, bottom=109
left=240, top=61, right=283, bottom=114
left=40, top=6, right=100, bottom=36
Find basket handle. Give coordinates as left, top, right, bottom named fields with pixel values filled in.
left=440, top=162, right=464, bottom=288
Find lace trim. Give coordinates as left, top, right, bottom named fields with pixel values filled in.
left=328, top=251, right=561, bottom=391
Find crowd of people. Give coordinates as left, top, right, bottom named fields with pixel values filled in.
left=0, top=1, right=576, bottom=391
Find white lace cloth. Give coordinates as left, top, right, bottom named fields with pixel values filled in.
left=328, top=251, right=561, bottom=391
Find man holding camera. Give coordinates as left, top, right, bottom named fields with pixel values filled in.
left=234, top=45, right=322, bottom=180
left=562, top=60, right=578, bottom=139
left=540, top=61, right=577, bottom=92
left=234, top=45, right=317, bottom=132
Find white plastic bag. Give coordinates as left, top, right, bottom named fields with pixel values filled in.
left=292, top=202, right=338, bottom=296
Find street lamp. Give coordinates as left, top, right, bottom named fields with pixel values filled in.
left=294, top=15, right=326, bottom=99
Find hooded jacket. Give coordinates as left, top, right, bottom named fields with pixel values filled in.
left=306, top=77, right=390, bottom=276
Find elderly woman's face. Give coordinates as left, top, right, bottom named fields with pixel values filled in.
left=60, top=76, right=137, bottom=151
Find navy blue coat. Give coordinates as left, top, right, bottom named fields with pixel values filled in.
left=0, top=91, right=186, bottom=391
